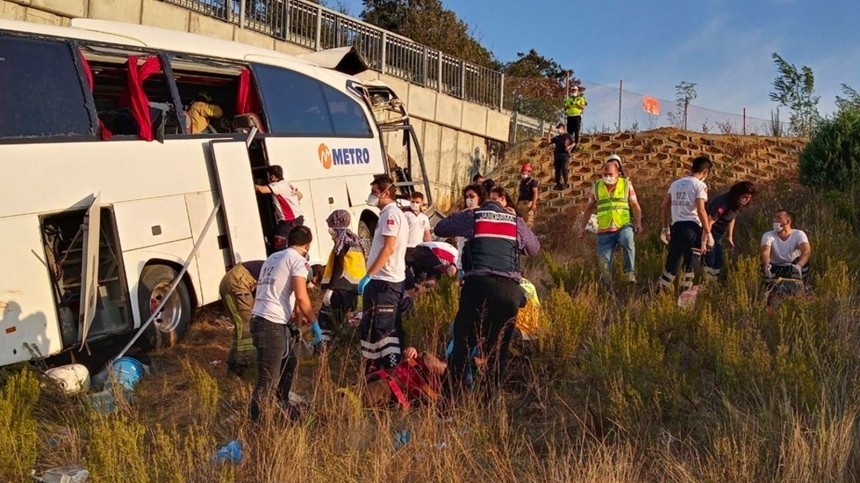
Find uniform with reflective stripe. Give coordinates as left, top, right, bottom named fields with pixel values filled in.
left=462, top=202, right=519, bottom=275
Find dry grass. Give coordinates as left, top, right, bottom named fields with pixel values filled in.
left=3, top=182, right=860, bottom=482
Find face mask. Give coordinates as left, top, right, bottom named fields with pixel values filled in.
left=328, top=227, right=338, bottom=237
left=366, top=194, right=380, bottom=207
left=411, top=202, right=421, bottom=212
left=773, top=222, right=783, bottom=232
left=603, top=175, right=617, bottom=185
left=465, top=198, right=475, bottom=208
left=521, top=173, right=529, bottom=179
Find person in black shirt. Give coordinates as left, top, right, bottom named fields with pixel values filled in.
left=516, top=163, right=540, bottom=228
left=704, top=181, right=756, bottom=278
left=548, top=123, right=575, bottom=190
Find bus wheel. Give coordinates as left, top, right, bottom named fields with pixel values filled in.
left=137, top=264, right=191, bottom=349
left=358, top=218, right=376, bottom=255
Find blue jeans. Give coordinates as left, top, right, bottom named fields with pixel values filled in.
left=597, top=225, right=635, bottom=276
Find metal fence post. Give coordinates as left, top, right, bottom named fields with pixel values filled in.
left=334, top=15, right=341, bottom=47
left=459, top=60, right=466, bottom=99
left=510, top=110, right=519, bottom=144
left=314, top=5, right=323, bottom=51
left=499, top=73, right=505, bottom=111
left=422, top=46, right=429, bottom=87
left=380, top=32, right=387, bottom=75
left=239, top=0, right=245, bottom=29
left=437, top=51, right=443, bottom=92
left=226, top=0, right=233, bottom=22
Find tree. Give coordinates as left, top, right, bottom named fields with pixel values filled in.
left=673, top=81, right=697, bottom=130
left=836, top=84, right=860, bottom=113
left=502, top=49, right=571, bottom=121
left=769, top=53, right=820, bottom=137
left=360, top=0, right=496, bottom=68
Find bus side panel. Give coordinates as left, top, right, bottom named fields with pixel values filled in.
left=0, top=215, right=63, bottom=365
left=122, top=238, right=196, bottom=329
left=112, top=196, right=192, bottom=251
left=184, top=191, right=230, bottom=306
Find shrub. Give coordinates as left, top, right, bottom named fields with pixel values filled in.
left=0, top=368, right=40, bottom=481
left=799, top=108, right=860, bottom=190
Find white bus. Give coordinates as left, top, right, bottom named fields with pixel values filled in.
left=0, top=19, right=431, bottom=366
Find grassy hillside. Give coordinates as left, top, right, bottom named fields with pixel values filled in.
left=3, top=181, right=860, bottom=482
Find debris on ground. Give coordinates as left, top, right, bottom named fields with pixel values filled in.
left=32, top=465, right=89, bottom=483
left=214, top=440, right=243, bottom=463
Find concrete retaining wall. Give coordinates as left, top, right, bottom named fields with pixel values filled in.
left=1, top=0, right=510, bottom=206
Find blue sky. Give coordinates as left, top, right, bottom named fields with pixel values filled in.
left=335, top=0, right=858, bottom=120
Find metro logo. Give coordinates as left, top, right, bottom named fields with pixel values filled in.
left=318, top=144, right=333, bottom=169
left=318, top=143, right=372, bottom=169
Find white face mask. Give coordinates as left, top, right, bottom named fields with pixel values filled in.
left=773, top=222, right=784, bottom=232
left=465, top=198, right=476, bottom=208
left=328, top=227, right=338, bottom=237
left=521, top=173, right=529, bottom=179
left=366, top=194, right=380, bottom=207
left=411, top=202, right=422, bottom=212
left=603, top=175, right=617, bottom=185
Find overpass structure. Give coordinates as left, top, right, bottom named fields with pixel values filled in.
left=0, top=0, right=511, bottom=206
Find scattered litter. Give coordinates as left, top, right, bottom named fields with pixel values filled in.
left=288, top=391, right=307, bottom=406
left=32, top=465, right=89, bottom=483
left=677, top=286, right=699, bottom=310
left=45, top=364, right=90, bottom=395
left=393, top=430, right=411, bottom=450
left=209, top=360, right=221, bottom=366
left=214, top=440, right=243, bottom=463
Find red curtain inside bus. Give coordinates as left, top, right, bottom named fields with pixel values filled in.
left=236, top=68, right=263, bottom=129
left=123, top=55, right=162, bottom=141
left=77, top=52, right=112, bottom=140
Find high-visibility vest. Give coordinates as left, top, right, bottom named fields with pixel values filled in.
left=564, top=95, right=587, bottom=116
left=595, top=178, right=631, bottom=230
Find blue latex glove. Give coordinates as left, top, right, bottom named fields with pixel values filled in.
left=358, top=274, right=372, bottom=295
left=310, top=321, right=323, bottom=346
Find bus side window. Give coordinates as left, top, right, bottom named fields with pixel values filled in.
left=0, top=35, right=94, bottom=140
left=322, top=84, right=372, bottom=137
left=81, top=49, right=177, bottom=140
left=252, top=64, right=334, bottom=136
left=169, top=59, right=245, bottom=135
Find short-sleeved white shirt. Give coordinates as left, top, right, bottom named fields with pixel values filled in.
left=367, top=202, right=408, bottom=282
left=251, top=247, right=310, bottom=324
left=668, top=176, right=708, bottom=225
left=405, top=211, right=431, bottom=248
left=761, top=229, right=809, bottom=265
left=269, top=180, right=303, bottom=222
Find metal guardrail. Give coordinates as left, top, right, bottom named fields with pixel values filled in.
left=159, top=0, right=504, bottom=110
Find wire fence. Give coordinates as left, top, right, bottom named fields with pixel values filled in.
left=159, top=0, right=504, bottom=109
left=511, top=80, right=791, bottom=140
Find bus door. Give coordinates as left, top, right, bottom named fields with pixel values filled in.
left=209, top=141, right=267, bottom=264
left=78, top=193, right=101, bottom=347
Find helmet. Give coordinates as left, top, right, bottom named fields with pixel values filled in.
left=521, top=163, right=533, bottom=173
left=605, top=154, right=622, bottom=163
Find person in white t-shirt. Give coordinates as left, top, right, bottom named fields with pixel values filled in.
left=760, top=209, right=811, bottom=283
left=404, top=191, right=432, bottom=293
left=255, top=165, right=304, bottom=251
left=658, top=156, right=712, bottom=293
left=358, top=175, right=417, bottom=371
left=248, top=226, right=318, bottom=422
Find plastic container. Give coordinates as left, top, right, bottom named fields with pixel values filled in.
left=45, top=364, right=90, bottom=395
left=110, top=357, right=145, bottom=391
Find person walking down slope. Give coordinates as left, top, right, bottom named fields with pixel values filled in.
left=703, top=181, right=757, bottom=279
left=548, top=123, right=575, bottom=190
left=578, top=155, right=643, bottom=285
left=658, top=156, right=713, bottom=293
left=516, top=164, right=540, bottom=228
left=563, top=84, right=587, bottom=149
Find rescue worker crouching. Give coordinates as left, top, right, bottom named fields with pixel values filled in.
left=434, top=183, right=541, bottom=401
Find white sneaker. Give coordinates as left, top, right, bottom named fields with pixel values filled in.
left=626, top=272, right=637, bottom=284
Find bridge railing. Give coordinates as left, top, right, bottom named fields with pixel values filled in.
left=159, top=0, right=505, bottom=110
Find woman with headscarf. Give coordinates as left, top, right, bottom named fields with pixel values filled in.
left=317, top=209, right=367, bottom=348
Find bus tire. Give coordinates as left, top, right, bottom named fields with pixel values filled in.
left=358, top=217, right=377, bottom=254
left=137, top=264, right=192, bottom=349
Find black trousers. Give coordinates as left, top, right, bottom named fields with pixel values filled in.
left=448, top=275, right=523, bottom=399
left=554, top=156, right=570, bottom=187
left=567, top=115, right=582, bottom=145
left=664, top=221, right=703, bottom=277
left=249, top=316, right=297, bottom=422
left=317, top=289, right=358, bottom=343
left=359, top=279, right=405, bottom=370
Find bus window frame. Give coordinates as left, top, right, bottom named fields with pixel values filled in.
left=0, top=32, right=98, bottom=142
